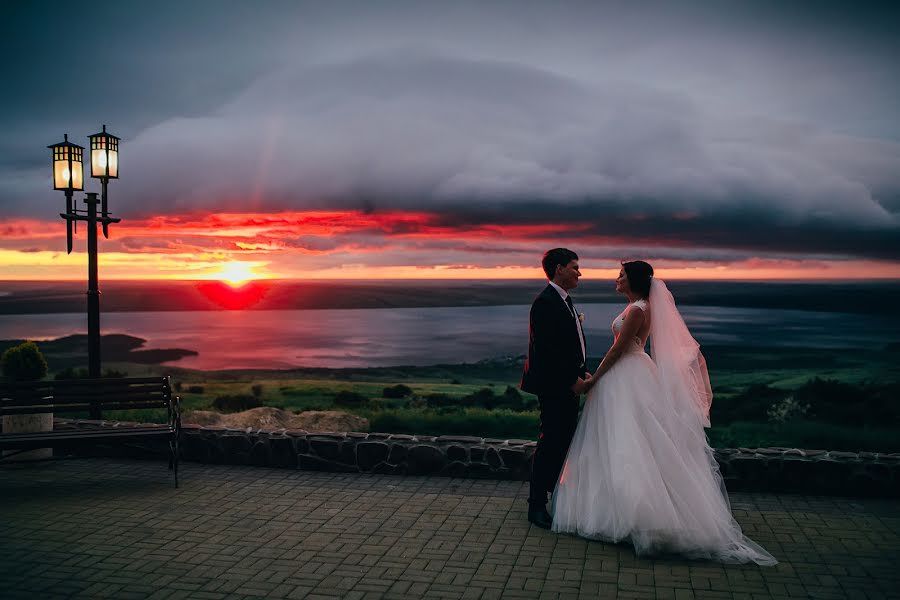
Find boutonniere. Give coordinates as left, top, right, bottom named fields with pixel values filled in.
left=578, top=312, right=585, bottom=323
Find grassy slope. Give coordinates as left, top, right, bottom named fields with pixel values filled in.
left=88, top=342, right=900, bottom=452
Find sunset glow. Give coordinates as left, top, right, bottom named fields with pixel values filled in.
left=1, top=210, right=898, bottom=282
left=214, top=262, right=264, bottom=287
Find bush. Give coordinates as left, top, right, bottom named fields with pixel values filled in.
left=794, top=378, right=878, bottom=426
left=212, top=394, right=262, bottom=413
left=707, top=420, right=900, bottom=453
left=251, top=384, right=264, bottom=398
left=333, top=390, right=369, bottom=407
left=2, top=341, right=48, bottom=381
left=496, top=386, right=536, bottom=411
left=383, top=384, right=413, bottom=399
left=424, top=393, right=451, bottom=408
left=710, top=384, right=787, bottom=424
left=186, top=385, right=205, bottom=394
left=367, top=408, right=538, bottom=439
left=55, top=367, right=89, bottom=380
left=767, top=395, right=809, bottom=424
left=454, top=386, right=535, bottom=412
left=711, top=378, right=900, bottom=429
left=461, top=387, right=497, bottom=409
left=53, top=367, right=126, bottom=380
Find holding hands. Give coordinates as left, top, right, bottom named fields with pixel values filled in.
left=571, top=372, right=594, bottom=395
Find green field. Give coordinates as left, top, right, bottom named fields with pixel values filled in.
left=7, top=333, right=898, bottom=452
left=79, top=342, right=900, bottom=453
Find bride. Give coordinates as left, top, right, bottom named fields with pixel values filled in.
left=550, top=261, right=777, bottom=565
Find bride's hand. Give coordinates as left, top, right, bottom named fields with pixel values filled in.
left=571, top=376, right=590, bottom=395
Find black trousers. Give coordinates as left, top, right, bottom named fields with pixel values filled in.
left=528, top=391, right=579, bottom=506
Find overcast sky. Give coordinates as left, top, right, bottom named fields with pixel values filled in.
left=2, top=0, right=899, bottom=278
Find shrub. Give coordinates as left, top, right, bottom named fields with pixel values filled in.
left=424, top=393, right=451, bottom=408
left=1, top=341, right=48, bottom=381
left=795, top=378, right=868, bottom=426
left=212, top=394, right=262, bottom=413
left=710, top=384, right=786, bottom=424
left=55, top=367, right=89, bottom=380
left=367, top=408, right=538, bottom=439
left=710, top=378, right=900, bottom=429
left=53, top=367, right=126, bottom=380
left=461, top=387, right=497, bottom=409
left=333, top=390, right=369, bottom=407
left=767, top=395, right=809, bottom=424
left=186, top=385, right=205, bottom=394
left=383, top=384, right=413, bottom=399
left=495, top=386, right=534, bottom=411
left=251, top=384, right=264, bottom=398
left=707, top=420, right=900, bottom=453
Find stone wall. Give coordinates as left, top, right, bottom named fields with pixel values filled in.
left=52, top=419, right=900, bottom=497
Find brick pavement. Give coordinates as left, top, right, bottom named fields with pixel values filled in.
left=1, top=458, right=898, bottom=599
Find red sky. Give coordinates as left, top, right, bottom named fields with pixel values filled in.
left=3, top=210, right=898, bottom=282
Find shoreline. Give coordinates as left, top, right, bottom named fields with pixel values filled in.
left=2, top=280, right=899, bottom=315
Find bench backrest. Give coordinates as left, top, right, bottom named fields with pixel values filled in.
left=0, top=376, right=172, bottom=417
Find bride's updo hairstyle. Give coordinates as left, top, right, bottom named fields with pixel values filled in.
left=622, top=260, right=654, bottom=298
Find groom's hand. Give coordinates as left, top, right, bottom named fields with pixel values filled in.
left=571, top=374, right=592, bottom=395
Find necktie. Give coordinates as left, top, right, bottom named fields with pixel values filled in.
left=567, top=296, right=586, bottom=361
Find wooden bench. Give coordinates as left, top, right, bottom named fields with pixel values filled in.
left=0, top=376, right=181, bottom=487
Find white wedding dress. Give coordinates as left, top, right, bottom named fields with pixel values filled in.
left=550, top=281, right=776, bottom=566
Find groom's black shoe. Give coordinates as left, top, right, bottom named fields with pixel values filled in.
left=527, top=506, right=553, bottom=530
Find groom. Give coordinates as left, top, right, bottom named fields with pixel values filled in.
left=521, top=248, right=591, bottom=529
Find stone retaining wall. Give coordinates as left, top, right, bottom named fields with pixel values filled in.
left=53, top=419, right=900, bottom=497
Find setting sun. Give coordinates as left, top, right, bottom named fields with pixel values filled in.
left=216, top=262, right=259, bottom=286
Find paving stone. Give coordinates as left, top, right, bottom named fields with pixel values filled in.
left=1, top=458, right=898, bottom=599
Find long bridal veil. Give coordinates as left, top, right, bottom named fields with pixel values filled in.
left=649, top=278, right=714, bottom=428
left=646, top=277, right=776, bottom=565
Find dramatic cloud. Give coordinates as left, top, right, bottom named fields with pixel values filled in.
left=2, top=0, right=899, bottom=277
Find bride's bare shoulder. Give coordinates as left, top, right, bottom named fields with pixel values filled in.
left=631, top=299, right=649, bottom=312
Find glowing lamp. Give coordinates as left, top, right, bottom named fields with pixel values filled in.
left=48, top=134, right=84, bottom=191
left=89, top=124, right=119, bottom=179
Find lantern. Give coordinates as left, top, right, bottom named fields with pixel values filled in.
left=48, top=134, right=84, bottom=191
left=89, top=124, right=119, bottom=179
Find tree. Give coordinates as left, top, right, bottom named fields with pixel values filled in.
left=1, top=341, right=48, bottom=381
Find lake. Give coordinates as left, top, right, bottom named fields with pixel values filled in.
left=1, top=304, right=898, bottom=370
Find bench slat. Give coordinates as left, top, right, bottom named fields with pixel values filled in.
left=3, top=404, right=91, bottom=415
left=2, top=426, right=173, bottom=439
left=28, top=376, right=168, bottom=387
left=4, top=391, right=167, bottom=404
left=45, top=391, right=169, bottom=403
left=2, top=401, right=170, bottom=416
left=0, top=428, right=174, bottom=449
left=55, top=387, right=168, bottom=397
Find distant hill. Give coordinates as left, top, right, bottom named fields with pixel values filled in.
left=0, top=279, right=898, bottom=315
left=0, top=334, right=197, bottom=369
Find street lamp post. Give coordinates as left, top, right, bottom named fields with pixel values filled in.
left=49, top=126, right=122, bottom=412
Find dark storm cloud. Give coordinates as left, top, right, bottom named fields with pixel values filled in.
left=2, top=0, right=899, bottom=261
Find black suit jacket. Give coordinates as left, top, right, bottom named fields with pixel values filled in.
left=520, top=284, right=587, bottom=397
